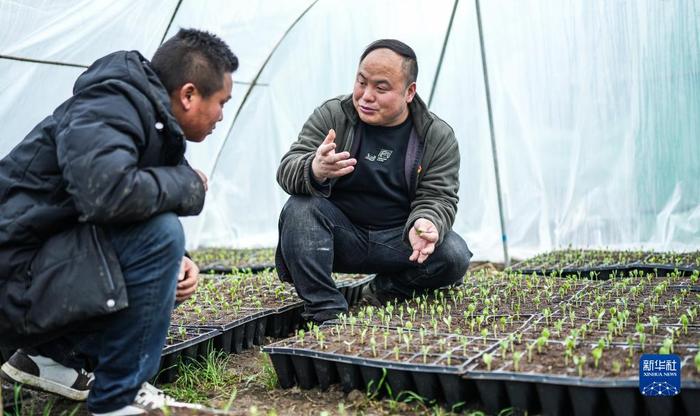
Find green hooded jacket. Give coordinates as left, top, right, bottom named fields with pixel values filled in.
left=277, top=93, right=460, bottom=246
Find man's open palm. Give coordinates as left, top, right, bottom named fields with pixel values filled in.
left=409, top=218, right=439, bottom=263
left=311, top=129, right=357, bottom=182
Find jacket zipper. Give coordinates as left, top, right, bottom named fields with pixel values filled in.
left=91, top=225, right=115, bottom=291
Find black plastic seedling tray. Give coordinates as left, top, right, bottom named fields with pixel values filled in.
left=511, top=262, right=698, bottom=280
left=336, top=274, right=375, bottom=307
left=196, top=271, right=374, bottom=307
left=263, top=344, right=488, bottom=409
left=214, top=308, right=275, bottom=353
left=180, top=301, right=306, bottom=354
left=156, top=326, right=221, bottom=383
left=264, top=330, right=501, bottom=410
left=199, top=264, right=274, bottom=274
left=261, top=274, right=374, bottom=339
left=464, top=370, right=699, bottom=416
left=263, top=302, right=305, bottom=339
left=173, top=276, right=376, bottom=357
left=190, top=308, right=280, bottom=353
left=265, top=340, right=699, bottom=416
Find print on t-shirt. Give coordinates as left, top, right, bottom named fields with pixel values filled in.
left=365, top=149, right=393, bottom=162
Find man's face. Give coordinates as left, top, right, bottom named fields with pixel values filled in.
left=352, top=49, right=416, bottom=127
left=179, top=72, right=233, bottom=142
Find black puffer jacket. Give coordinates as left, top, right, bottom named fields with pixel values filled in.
left=0, top=51, right=205, bottom=347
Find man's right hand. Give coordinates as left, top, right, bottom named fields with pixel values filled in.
left=311, top=129, right=357, bottom=182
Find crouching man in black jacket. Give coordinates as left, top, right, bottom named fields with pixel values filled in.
left=0, top=29, right=237, bottom=415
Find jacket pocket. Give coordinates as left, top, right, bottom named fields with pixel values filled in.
left=22, top=223, right=128, bottom=334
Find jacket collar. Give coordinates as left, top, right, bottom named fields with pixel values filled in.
left=340, top=92, right=434, bottom=138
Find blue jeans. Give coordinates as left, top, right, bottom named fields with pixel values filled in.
left=278, top=196, right=472, bottom=321
left=30, top=213, right=184, bottom=413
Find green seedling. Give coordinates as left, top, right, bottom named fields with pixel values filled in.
left=369, top=337, right=377, bottom=357
left=648, top=315, right=659, bottom=335
left=573, top=354, right=586, bottom=377
left=480, top=328, right=489, bottom=345
left=499, top=339, right=509, bottom=360
left=513, top=351, right=524, bottom=372
left=482, top=353, right=493, bottom=371
left=611, top=360, right=622, bottom=375
left=421, top=345, right=431, bottom=363
left=527, top=342, right=536, bottom=363
left=659, top=337, right=673, bottom=354
left=591, top=346, right=603, bottom=369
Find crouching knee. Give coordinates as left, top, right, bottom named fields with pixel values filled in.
left=437, top=232, right=472, bottom=281
left=141, top=212, right=185, bottom=261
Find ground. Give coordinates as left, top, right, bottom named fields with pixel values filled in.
left=3, top=347, right=507, bottom=416
left=2, top=263, right=509, bottom=416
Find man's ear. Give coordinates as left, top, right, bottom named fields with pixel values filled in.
left=405, top=82, right=417, bottom=103
left=175, top=83, right=197, bottom=110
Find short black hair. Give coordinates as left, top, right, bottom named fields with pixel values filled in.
left=359, top=39, right=418, bottom=86
left=152, top=28, right=239, bottom=97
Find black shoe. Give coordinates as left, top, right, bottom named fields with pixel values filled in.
left=0, top=349, right=93, bottom=401
left=311, top=309, right=346, bottom=324
left=360, top=280, right=386, bottom=307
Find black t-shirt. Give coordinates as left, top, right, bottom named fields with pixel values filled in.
left=329, top=117, right=413, bottom=228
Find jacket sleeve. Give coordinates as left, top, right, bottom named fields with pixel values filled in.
left=404, top=129, right=460, bottom=246
left=276, top=104, right=334, bottom=197
left=55, top=90, right=205, bottom=223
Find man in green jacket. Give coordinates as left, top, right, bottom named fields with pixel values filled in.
left=276, top=39, right=471, bottom=323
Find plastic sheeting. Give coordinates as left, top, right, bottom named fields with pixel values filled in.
left=479, top=0, right=700, bottom=258
left=0, top=59, right=83, bottom=156
left=0, top=0, right=698, bottom=261
left=164, top=0, right=315, bottom=84
left=0, top=0, right=176, bottom=65
left=191, top=0, right=455, bottom=248
left=430, top=0, right=504, bottom=261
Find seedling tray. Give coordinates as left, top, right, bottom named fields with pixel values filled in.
left=262, top=265, right=699, bottom=414
left=511, top=265, right=697, bottom=280
left=510, top=248, right=700, bottom=281
left=189, top=247, right=276, bottom=274
left=186, top=303, right=304, bottom=354
left=336, top=274, right=375, bottom=307
left=264, top=339, right=496, bottom=409
left=199, top=264, right=274, bottom=274
left=463, top=370, right=700, bottom=416
left=156, top=326, right=221, bottom=383
left=173, top=272, right=372, bottom=355
left=264, top=321, right=504, bottom=407
left=263, top=302, right=306, bottom=339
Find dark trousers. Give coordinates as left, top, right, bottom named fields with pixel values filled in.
left=28, top=213, right=184, bottom=413
left=278, top=196, right=472, bottom=322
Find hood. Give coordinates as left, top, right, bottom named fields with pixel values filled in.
left=73, top=51, right=186, bottom=146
